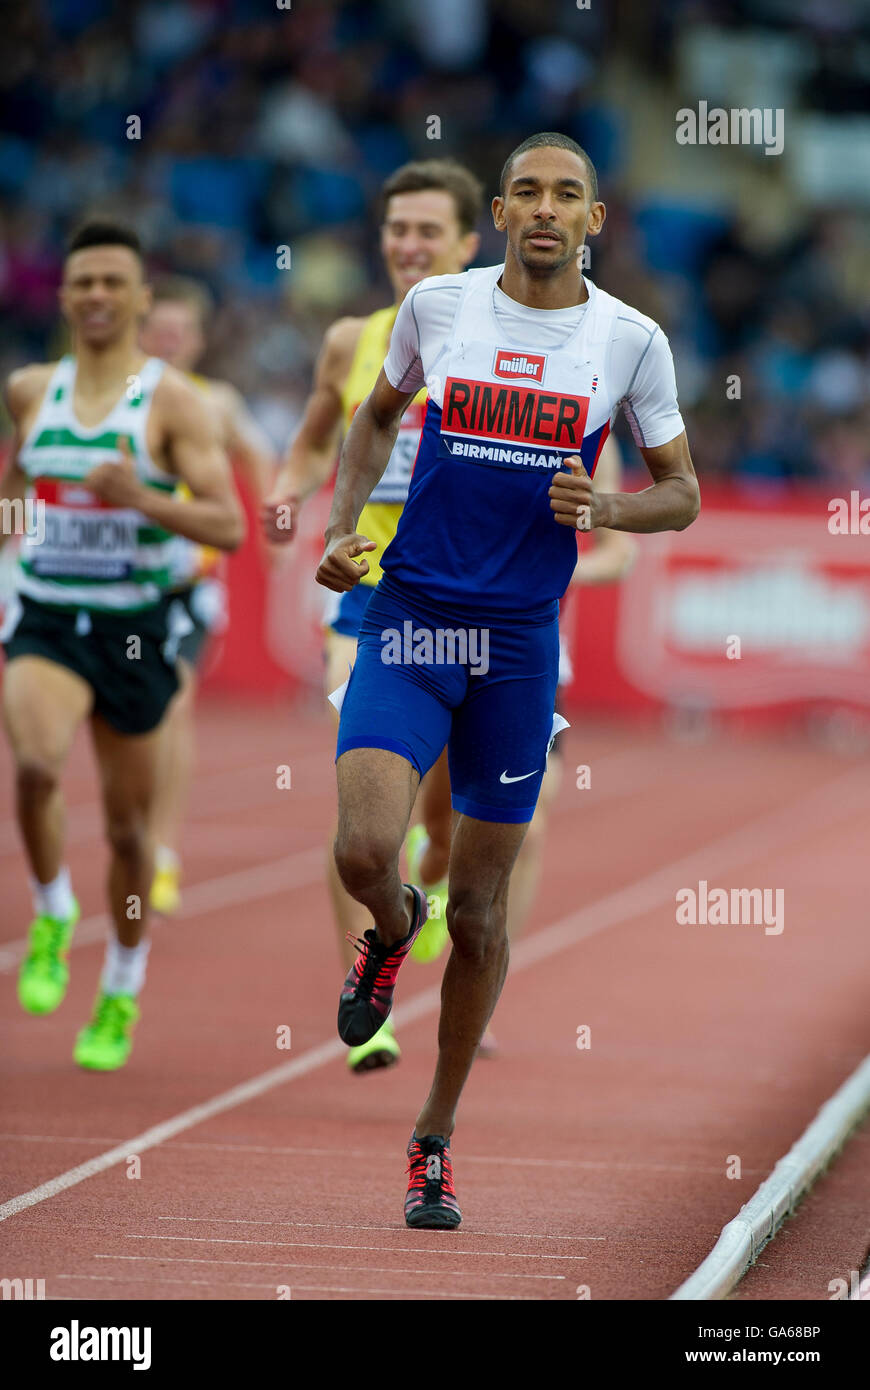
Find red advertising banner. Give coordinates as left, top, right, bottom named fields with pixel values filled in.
left=563, top=484, right=870, bottom=712
left=202, top=482, right=333, bottom=696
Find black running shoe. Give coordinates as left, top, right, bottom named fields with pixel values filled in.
left=404, top=1133, right=462, bottom=1229
left=338, top=884, right=427, bottom=1046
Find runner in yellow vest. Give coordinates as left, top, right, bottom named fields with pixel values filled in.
left=263, top=160, right=482, bottom=1072
left=139, top=277, right=276, bottom=915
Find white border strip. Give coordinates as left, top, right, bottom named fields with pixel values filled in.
left=670, top=1053, right=870, bottom=1300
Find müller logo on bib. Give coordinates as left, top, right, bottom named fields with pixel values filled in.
left=34, top=479, right=102, bottom=509
left=492, top=349, right=546, bottom=382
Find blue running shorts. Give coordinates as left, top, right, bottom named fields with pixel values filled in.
left=334, top=575, right=561, bottom=824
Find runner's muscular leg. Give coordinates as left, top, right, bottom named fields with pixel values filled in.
left=334, top=746, right=421, bottom=947
left=90, top=715, right=161, bottom=946
left=324, top=628, right=376, bottom=970
left=415, top=813, right=529, bottom=1139
left=415, top=746, right=452, bottom=885
left=2, top=656, right=93, bottom=882
left=150, top=657, right=196, bottom=854
left=505, top=749, right=564, bottom=939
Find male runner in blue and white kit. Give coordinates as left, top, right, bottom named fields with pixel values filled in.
left=315, top=133, right=700, bottom=1228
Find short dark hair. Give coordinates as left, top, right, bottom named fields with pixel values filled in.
left=66, top=219, right=144, bottom=261
left=500, top=133, right=598, bottom=202
left=149, top=275, right=214, bottom=327
left=381, top=160, right=483, bottom=235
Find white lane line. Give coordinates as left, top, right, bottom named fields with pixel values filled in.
left=0, top=1128, right=750, bottom=1173
left=57, top=1274, right=531, bottom=1299
left=125, top=1233, right=586, bottom=1260
left=0, top=1171, right=601, bottom=1239
left=280, top=1287, right=532, bottom=1299
left=0, top=844, right=325, bottom=972
left=0, top=1133, right=118, bottom=1141
left=3, top=759, right=869, bottom=1227
left=95, top=1254, right=562, bottom=1280
left=158, top=1141, right=746, bottom=1176
left=509, top=759, right=870, bottom=975
left=0, top=1036, right=349, bottom=1222
left=0, top=745, right=335, bottom=855
left=154, top=1216, right=605, bottom=1240
left=0, top=1134, right=755, bottom=1177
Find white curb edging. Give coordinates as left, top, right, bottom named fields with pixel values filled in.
left=670, top=1053, right=870, bottom=1300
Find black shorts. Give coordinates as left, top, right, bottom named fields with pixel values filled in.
left=1, top=593, right=182, bottom=735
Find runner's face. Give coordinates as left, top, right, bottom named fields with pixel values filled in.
left=139, top=302, right=205, bottom=371
left=381, top=190, right=475, bottom=298
left=60, top=247, right=150, bottom=348
left=494, top=148, right=604, bottom=274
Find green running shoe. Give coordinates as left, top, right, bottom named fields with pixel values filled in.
left=17, top=901, right=80, bottom=1015
left=74, top=992, right=140, bottom=1071
left=406, top=825, right=450, bottom=964
left=347, top=1015, right=401, bottom=1073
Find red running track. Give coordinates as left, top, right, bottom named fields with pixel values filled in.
left=1, top=699, right=869, bottom=1300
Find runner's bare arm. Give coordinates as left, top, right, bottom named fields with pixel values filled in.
left=83, top=372, right=245, bottom=551
left=0, top=368, right=53, bottom=548
left=550, top=430, right=699, bottom=534
left=316, top=369, right=415, bottom=593
left=263, top=318, right=362, bottom=541
left=570, top=435, right=636, bottom=585
left=210, top=380, right=276, bottom=504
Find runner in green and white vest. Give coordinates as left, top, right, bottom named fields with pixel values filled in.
left=0, top=219, right=244, bottom=1071
left=14, top=354, right=178, bottom=612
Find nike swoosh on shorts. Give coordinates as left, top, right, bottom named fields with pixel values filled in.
left=499, top=769, right=539, bottom=784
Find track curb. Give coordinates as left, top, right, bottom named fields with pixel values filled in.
left=671, top=1053, right=870, bottom=1300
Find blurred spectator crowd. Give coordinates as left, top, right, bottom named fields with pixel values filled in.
left=1, top=0, right=868, bottom=490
